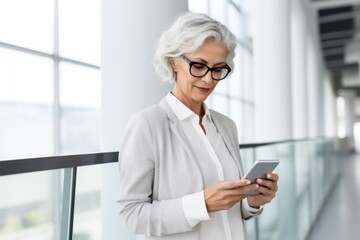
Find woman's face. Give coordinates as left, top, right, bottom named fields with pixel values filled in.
left=171, top=39, right=228, bottom=112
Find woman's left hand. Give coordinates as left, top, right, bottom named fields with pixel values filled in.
left=246, top=173, right=279, bottom=208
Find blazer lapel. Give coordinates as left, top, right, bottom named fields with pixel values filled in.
left=211, top=114, right=244, bottom=177
left=159, top=99, right=200, bottom=163
left=160, top=98, right=244, bottom=177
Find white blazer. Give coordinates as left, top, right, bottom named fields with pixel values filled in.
left=118, top=98, right=259, bottom=240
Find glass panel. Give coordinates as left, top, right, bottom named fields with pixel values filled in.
left=228, top=46, right=242, bottom=98
left=297, top=191, right=311, bottom=240
left=242, top=0, right=254, bottom=39
left=59, top=0, right=100, bottom=65
left=59, top=62, right=100, bottom=108
left=244, top=219, right=256, bottom=240
left=0, top=103, right=53, bottom=160
left=336, top=96, right=346, bottom=138
left=0, top=170, right=62, bottom=240
left=209, top=0, right=226, bottom=23
left=188, top=0, right=208, bottom=13
left=241, top=49, right=254, bottom=101
left=59, top=62, right=101, bottom=154
left=211, top=93, right=228, bottom=116
left=293, top=141, right=311, bottom=239
left=232, top=0, right=243, bottom=7
left=214, top=76, right=228, bottom=94
left=243, top=139, right=338, bottom=239
left=354, top=122, right=360, bottom=152
left=60, top=107, right=101, bottom=154
left=309, top=140, right=326, bottom=222
left=227, top=4, right=243, bottom=39
left=256, top=143, right=297, bottom=240
left=73, top=165, right=102, bottom=240
left=242, top=103, right=254, bottom=143
left=0, top=0, right=53, bottom=53
left=0, top=48, right=53, bottom=160
left=294, top=142, right=310, bottom=197
left=241, top=146, right=256, bottom=240
left=0, top=48, right=53, bottom=104
left=229, top=98, right=242, bottom=138
left=240, top=147, right=255, bottom=174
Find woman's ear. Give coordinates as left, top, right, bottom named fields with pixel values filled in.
left=170, top=59, right=177, bottom=72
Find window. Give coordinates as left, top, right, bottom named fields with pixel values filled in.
left=188, top=0, right=255, bottom=143
left=0, top=0, right=101, bottom=239
left=336, top=96, right=346, bottom=139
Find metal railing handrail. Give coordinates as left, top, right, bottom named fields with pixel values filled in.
left=239, top=136, right=327, bottom=148
left=0, top=137, right=334, bottom=177
left=0, top=152, right=118, bottom=176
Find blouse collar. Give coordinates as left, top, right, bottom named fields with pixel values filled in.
left=165, top=92, right=212, bottom=121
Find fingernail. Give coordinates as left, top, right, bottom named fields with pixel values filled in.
left=246, top=180, right=251, bottom=184
left=267, top=174, right=271, bottom=178
left=257, top=179, right=262, bottom=184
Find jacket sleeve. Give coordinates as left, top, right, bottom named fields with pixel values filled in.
left=117, top=113, right=194, bottom=237
left=241, top=198, right=263, bottom=220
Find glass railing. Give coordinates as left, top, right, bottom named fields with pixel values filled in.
left=0, top=138, right=339, bottom=240
left=241, top=138, right=339, bottom=240
left=0, top=152, right=117, bottom=240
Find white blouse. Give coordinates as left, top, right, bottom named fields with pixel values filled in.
left=165, top=92, right=260, bottom=240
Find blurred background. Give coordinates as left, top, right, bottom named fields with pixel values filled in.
left=0, top=0, right=359, bottom=239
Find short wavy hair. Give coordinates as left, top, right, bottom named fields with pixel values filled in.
left=153, top=12, right=237, bottom=82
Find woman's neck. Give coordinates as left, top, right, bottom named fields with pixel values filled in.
left=171, top=91, right=204, bottom=117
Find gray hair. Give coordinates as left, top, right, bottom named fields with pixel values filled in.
left=153, top=12, right=237, bottom=82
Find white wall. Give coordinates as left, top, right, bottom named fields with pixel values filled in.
left=339, top=89, right=357, bottom=151
left=101, top=1, right=188, bottom=239
left=252, top=0, right=292, bottom=142
left=253, top=0, right=330, bottom=142
left=291, top=0, right=308, bottom=139
left=323, top=70, right=337, bottom=137
left=306, top=34, right=322, bottom=138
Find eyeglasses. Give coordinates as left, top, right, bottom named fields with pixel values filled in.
left=180, top=55, right=231, bottom=81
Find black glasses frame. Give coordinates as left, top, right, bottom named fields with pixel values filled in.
left=180, top=55, right=231, bottom=81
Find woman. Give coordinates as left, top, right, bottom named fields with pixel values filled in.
left=118, top=12, right=279, bottom=240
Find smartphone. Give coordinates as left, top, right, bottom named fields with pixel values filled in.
left=243, top=159, right=279, bottom=195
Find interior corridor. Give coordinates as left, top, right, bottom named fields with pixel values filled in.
left=308, top=153, right=360, bottom=240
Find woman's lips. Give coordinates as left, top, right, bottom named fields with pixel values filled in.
left=196, top=86, right=210, bottom=93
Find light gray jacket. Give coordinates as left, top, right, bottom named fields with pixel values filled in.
left=118, top=98, right=259, bottom=240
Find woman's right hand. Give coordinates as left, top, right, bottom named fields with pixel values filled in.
left=204, top=180, right=258, bottom=212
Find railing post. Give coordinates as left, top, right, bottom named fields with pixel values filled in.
left=253, top=147, right=260, bottom=240
left=60, top=167, right=77, bottom=240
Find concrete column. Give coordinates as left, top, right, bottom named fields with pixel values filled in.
left=291, top=0, right=308, bottom=139
left=101, top=1, right=188, bottom=239
left=339, top=90, right=357, bottom=151
left=306, top=34, right=323, bottom=138
left=253, top=0, right=292, bottom=142
left=323, top=70, right=337, bottom=138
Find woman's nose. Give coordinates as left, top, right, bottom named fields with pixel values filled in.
left=202, top=70, right=213, bottom=83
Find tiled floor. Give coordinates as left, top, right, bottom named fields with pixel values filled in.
left=307, top=153, right=360, bottom=240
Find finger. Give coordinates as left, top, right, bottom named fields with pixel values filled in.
left=257, top=179, right=279, bottom=193
left=220, top=184, right=259, bottom=197
left=266, top=173, right=279, bottom=181
left=256, top=178, right=273, bottom=188
left=256, top=185, right=275, bottom=197
left=233, top=183, right=259, bottom=195
left=223, top=179, right=252, bottom=189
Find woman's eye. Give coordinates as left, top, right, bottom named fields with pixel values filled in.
left=193, top=64, right=206, bottom=70
left=213, top=68, right=223, bottom=73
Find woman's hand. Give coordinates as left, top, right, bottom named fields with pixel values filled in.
left=247, top=173, right=279, bottom=208
left=204, top=179, right=259, bottom=212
